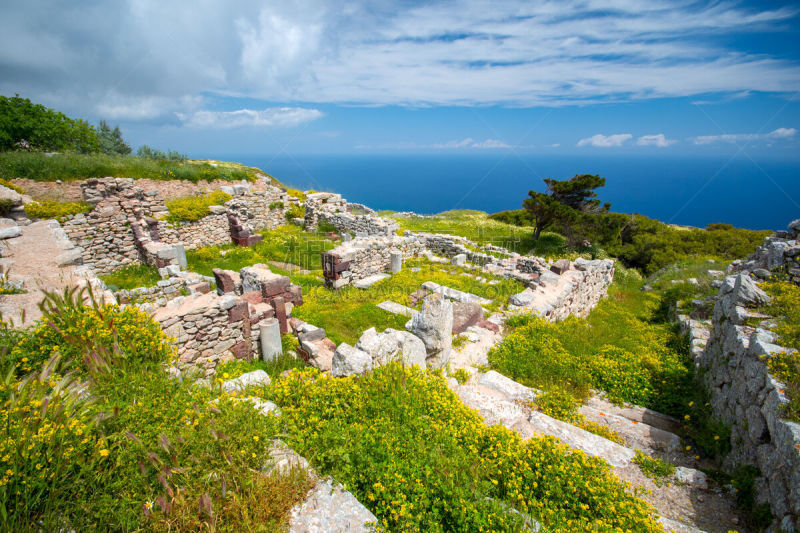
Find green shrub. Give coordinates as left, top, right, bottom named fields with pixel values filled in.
left=0, top=289, right=310, bottom=531
left=166, top=191, right=232, bottom=222
left=269, top=201, right=284, bottom=210
left=265, top=364, right=662, bottom=532
left=216, top=353, right=306, bottom=382
left=100, top=263, right=161, bottom=291
left=24, top=199, right=93, bottom=221
left=7, top=288, right=174, bottom=377
left=0, top=94, right=99, bottom=153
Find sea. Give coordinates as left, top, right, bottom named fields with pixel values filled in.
left=218, top=153, right=800, bottom=231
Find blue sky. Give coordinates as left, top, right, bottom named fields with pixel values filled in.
left=2, top=0, right=799, bottom=158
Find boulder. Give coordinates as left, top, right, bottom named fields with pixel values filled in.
left=0, top=226, right=22, bottom=240
left=221, top=370, right=271, bottom=393
left=452, top=301, right=484, bottom=335
left=331, top=343, right=373, bottom=377
left=405, top=293, right=453, bottom=370
left=550, top=258, right=571, bottom=275
left=213, top=268, right=240, bottom=294
left=356, top=327, right=427, bottom=368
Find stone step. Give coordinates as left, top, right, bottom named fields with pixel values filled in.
left=422, top=281, right=492, bottom=305
left=579, top=405, right=682, bottom=455
left=353, top=273, right=390, bottom=289
left=586, top=396, right=684, bottom=436
left=376, top=300, right=418, bottom=317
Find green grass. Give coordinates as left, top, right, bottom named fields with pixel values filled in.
left=99, top=263, right=162, bottom=291
left=385, top=210, right=567, bottom=257
left=215, top=352, right=307, bottom=381
left=632, top=451, right=675, bottom=487
left=186, top=225, right=335, bottom=290
left=0, top=152, right=269, bottom=183
left=294, top=258, right=525, bottom=345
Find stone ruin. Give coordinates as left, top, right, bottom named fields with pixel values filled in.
left=304, top=192, right=399, bottom=237
left=62, top=177, right=294, bottom=275
left=152, top=263, right=304, bottom=376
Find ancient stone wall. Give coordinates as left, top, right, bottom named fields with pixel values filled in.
left=321, top=235, right=427, bottom=288
left=61, top=177, right=292, bottom=272
left=304, top=192, right=398, bottom=237
left=699, top=221, right=800, bottom=531
left=154, top=264, right=303, bottom=376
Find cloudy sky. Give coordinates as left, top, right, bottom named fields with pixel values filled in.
left=2, top=0, right=799, bottom=156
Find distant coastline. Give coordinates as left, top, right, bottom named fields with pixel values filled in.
left=221, top=153, right=800, bottom=231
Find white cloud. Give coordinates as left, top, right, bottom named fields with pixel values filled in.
left=577, top=133, right=633, bottom=148
left=637, top=134, right=678, bottom=147
left=433, top=138, right=511, bottom=149
left=692, top=127, right=797, bottom=145
left=176, top=107, right=324, bottom=129
left=1, top=0, right=799, bottom=115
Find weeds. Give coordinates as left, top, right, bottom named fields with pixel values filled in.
left=632, top=451, right=675, bottom=486
left=100, top=263, right=161, bottom=291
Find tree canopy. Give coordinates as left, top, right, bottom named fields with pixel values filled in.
left=523, top=174, right=609, bottom=240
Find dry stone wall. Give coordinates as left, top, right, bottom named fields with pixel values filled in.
left=304, top=192, right=398, bottom=236
left=699, top=220, right=800, bottom=531
left=60, top=177, right=292, bottom=273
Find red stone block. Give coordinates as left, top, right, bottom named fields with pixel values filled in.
left=241, top=291, right=263, bottom=305
left=232, top=236, right=250, bottom=247
left=212, top=268, right=239, bottom=294
left=242, top=317, right=251, bottom=338
left=228, top=301, right=249, bottom=323
left=272, top=296, right=288, bottom=334
left=231, top=340, right=252, bottom=360
left=247, top=234, right=263, bottom=246
left=477, top=319, right=500, bottom=333
left=261, top=276, right=291, bottom=299
left=191, top=282, right=211, bottom=294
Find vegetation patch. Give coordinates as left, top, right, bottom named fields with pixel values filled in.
left=99, top=263, right=162, bottom=291
left=632, top=451, right=675, bottom=487
left=165, top=190, right=232, bottom=222
left=0, top=152, right=265, bottom=184
left=760, top=280, right=800, bottom=422
left=0, top=178, right=23, bottom=194
left=24, top=199, right=93, bottom=221
left=215, top=353, right=307, bottom=381
left=285, top=203, right=305, bottom=221
left=186, top=225, right=335, bottom=286
left=264, top=364, right=662, bottom=532
left=0, top=290, right=310, bottom=531
left=294, top=258, right=524, bottom=345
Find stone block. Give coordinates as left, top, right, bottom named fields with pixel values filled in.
left=272, top=296, right=288, bottom=334
left=241, top=291, right=263, bottom=305
left=550, top=258, right=571, bottom=275
left=213, top=268, right=240, bottom=294
left=228, top=301, right=249, bottom=323
left=260, top=275, right=291, bottom=299
left=452, top=301, right=484, bottom=335
left=231, top=340, right=252, bottom=360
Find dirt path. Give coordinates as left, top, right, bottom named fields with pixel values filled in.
left=0, top=221, right=83, bottom=327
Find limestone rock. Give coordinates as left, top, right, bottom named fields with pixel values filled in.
left=0, top=226, right=22, bottom=240
left=356, top=327, right=427, bottom=368
left=732, top=273, right=770, bottom=308
left=405, top=293, right=453, bottom=370
left=221, top=370, right=271, bottom=393
left=331, top=343, right=373, bottom=377
left=288, top=478, right=378, bottom=533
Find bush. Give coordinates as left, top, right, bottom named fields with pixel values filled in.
left=760, top=280, right=800, bottom=422
left=265, top=364, right=662, bottom=532
left=6, top=288, right=174, bottom=377
left=0, top=94, right=99, bottom=153
left=488, top=209, right=532, bottom=227
left=136, top=145, right=186, bottom=161
left=24, top=199, right=93, bottom=221
left=632, top=451, right=675, bottom=486
left=166, top=191, right=232, bottom=222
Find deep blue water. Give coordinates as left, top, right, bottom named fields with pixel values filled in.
left=219, top=153, right=800, bottom=231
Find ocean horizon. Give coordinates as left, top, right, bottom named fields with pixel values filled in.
left=219, top=153, right=800, bottom=232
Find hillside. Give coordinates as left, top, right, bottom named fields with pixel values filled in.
left=0, top=155, right=798, bottom=532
